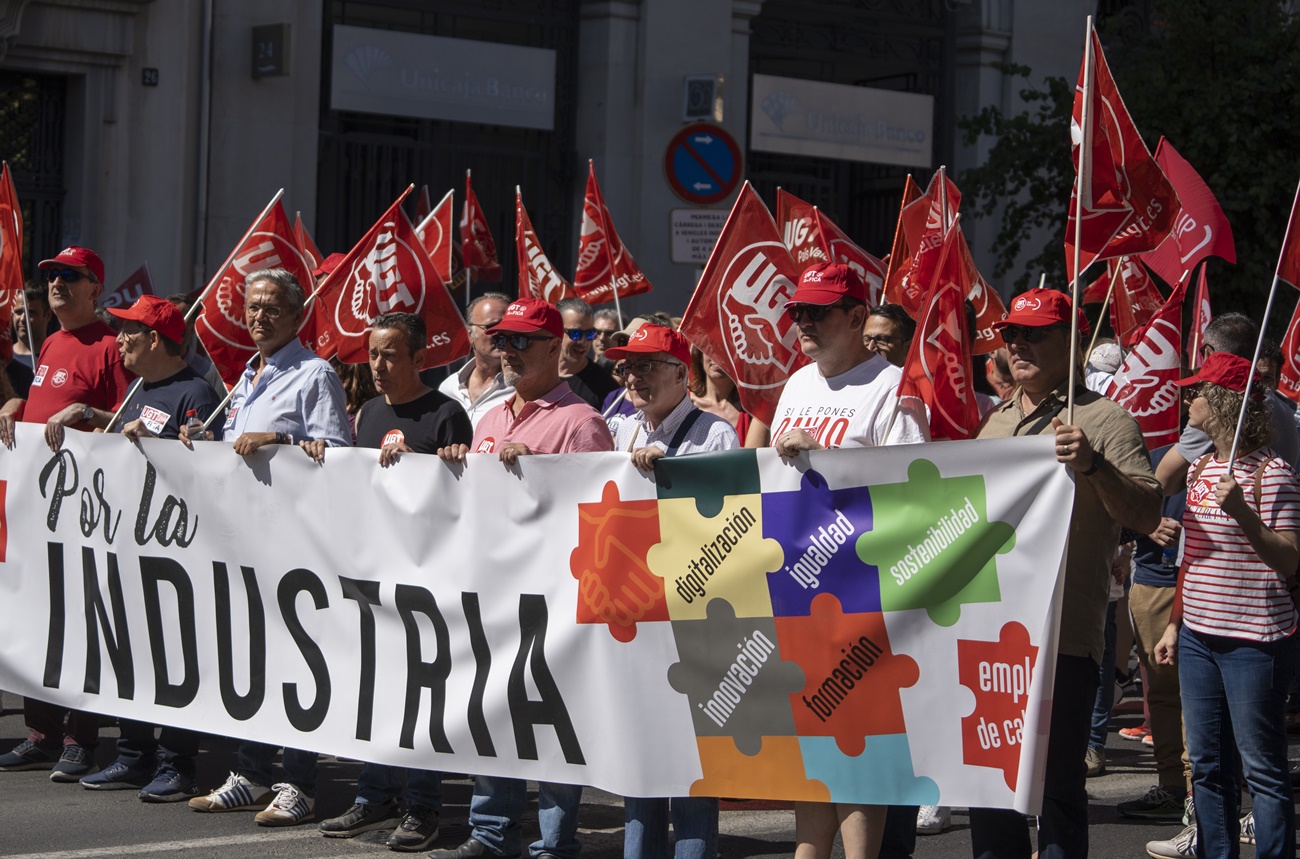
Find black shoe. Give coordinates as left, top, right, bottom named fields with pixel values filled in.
left=319, top=799, right=401, bottom=837
left=427, top=838, right=518, bottom=859
left=386, top=804, right=439, bottom=851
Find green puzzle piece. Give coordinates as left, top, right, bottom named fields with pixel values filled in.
left=857, top=458, right=1015, bottom=626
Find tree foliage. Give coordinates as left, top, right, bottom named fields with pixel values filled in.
left=958, top=0, right=1300, bottom=322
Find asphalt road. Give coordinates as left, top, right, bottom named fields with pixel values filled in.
left=0, top=690, right=1281, bottom=858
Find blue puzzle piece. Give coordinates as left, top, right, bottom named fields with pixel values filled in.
left=799, top=734, right=940, bottom=806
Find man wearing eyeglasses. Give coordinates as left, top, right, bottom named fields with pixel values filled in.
left=592, top=307, right=622, bottom=368
left=433, top=296, right=610, bottom=859
left=556, top=296, right=619, bottom=411
left=862, top=303, right=916, bottom=369
left=971, top=287, right=1160, bottom=859
left=437, top=291, right=514, bottom=429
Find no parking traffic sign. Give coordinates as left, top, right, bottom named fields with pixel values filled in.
left=664, top=122, right=743, bottom=206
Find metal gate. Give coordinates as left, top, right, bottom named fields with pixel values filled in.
left=0, top=70, right=66, bottom=279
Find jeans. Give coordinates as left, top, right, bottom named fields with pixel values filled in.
left=356, top=762, right=443, bottom=812
left=236, top=741, right=318, bottom=796
left=1179, top=625, right=1294, bottom=859
left=969, top=654, right=1098, bottom=859
left=117, top=720, right=202, bottom=775
left=623, top=796, right=718, bottom=859
left=1088, top=601, right=1118, bottom=749
left=469, top=776, right=582, bottom=859
left=24, top=698, right=98, bottom=749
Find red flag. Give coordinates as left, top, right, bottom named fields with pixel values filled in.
left=100, top=263, right=155, bottom=310
left=1102, top=256, right=1165, bottom=347
left=679, top=182, right=808, bottom=426
left=812, top=209, right=887, bottom=309
left=312, top=190, right=470, bottom=369
left=1187, top=265, right=1212, bottom=370
left=573, top=162, right=653, bottom=305
left=1278, top=296, right=1300, bottom=404
left=897, top=169, right=961, bottom=317
left=516, top=189, right=576, bottom=304
left=955, top=237, right=1008, bottom=355
left=196, top=197, right=318, bottom=388
left=416, top=190, right=456, bottom=285
left=0, top=163, right=23, bottom=362
left=293, top=212, right=324, bottom=272
left=1105, top=279, right=1187, bottom=450
left=775, top=189, right=830, bottom=268
left=1278, top=181, right=1300, bottom=290
left=414, top=185, right=432, bottom=223
left=1141, top=138, right=1236, bottom=285
left=897, top=226, right=980, bottom=440
left=883, top=175, right=923, bottom=309
left=1065, top=27, right=1179, bottom=282
left=460, top=171, right=502, bottom=282
left=1082, top=272, right=1111, bottom=304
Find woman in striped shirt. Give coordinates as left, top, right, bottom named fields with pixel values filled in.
left=1154, top=352, right=1300, bottom=858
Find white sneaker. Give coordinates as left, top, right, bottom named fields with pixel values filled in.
left=1146, top=823, right=1196, bottom=858
left=1239, top=810, right=1255, bottom=845
left=916, top=804, right=951, bottom=834
left=188, top=771, right=273, bottom=812
left=254, top=782, right=316, bottom=826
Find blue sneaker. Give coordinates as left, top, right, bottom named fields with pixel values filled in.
left=81, top=758, right=154, bottom=790
left=0, top=739, right=59, bottom=771
left=50, top=744, right=98, bottom=783
left=138, top=762, right=199, bottom=803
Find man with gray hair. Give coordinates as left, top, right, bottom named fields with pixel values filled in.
left=438, top=291, right=514, bottom=429
left=556, top=296, right=618, bottom=410
left=592, top=306, right=622, bottom=368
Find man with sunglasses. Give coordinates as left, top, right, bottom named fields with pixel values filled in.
left=433, top=296, right=610, bottom=859
left=862, top=303, right=916, bottom=368
left=556, top=296, right=619, bottom=410
left=437, top=292, right=514, bottom=429
left=971, top=287, right=1160, bottom=859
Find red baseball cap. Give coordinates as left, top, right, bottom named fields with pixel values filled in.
left=313, top=253, right=347, bottom=278
left=993, top=288, right=1090, bottom=335
left=786, top=262, right=866, bottom=306
left=1175, top=352, right=1260, bottom=393
left=39, top=246, right=105, bottom=285
left=487, top=297, right=563, bottom=338
left=604, top=324, right=691, bottom=365
left=106, top=294, right=186, bottom=343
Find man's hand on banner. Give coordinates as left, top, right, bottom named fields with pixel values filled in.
left=0, top=401, right=18, bottom=448
left=499, top=442, right=533, bottom=466
left=774, top=428, right=821, bottom=459
left=120, top=419, right=155, bottom=443
left=178, top=422, right=214, bottom=448
left=299, top=439, right=327, bottom=463
left=437, top=443, right=469, bottom=464
left=630, top=446, right=665, bottom=472
left=44, top=403, right=91, bottom=452
left=233, top=431, right=280, bottom=456
left=379, top=440, right=414, bottom=467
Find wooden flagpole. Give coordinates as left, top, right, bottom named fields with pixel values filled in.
left=1067, top=16, right=1095, bottom=424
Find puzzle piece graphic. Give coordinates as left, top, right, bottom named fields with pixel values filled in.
left=856, top=458, right=1015, bottom=626
left=666, top=598, right=806, bottom=756
left=762, top=469, right=880, bottom=617
left=774, top=593, right=919, bottom=756
left=956, top=622, right=1039, bottom=791
left=568, top=481, right=668, bottom=642
left=690, top=736, right=830, bottom=802
left=799, top=734, right=939, bottom=805
left=655, top=448, right=760, bottom=518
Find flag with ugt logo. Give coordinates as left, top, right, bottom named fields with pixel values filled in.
left=516, top=189, right=576, bottom=305
left=1105, top=278, right=1187, bottom=450
left=573, top=162, right=653, bottom=305
left=461, top=171, right=502, bottom=283
left=679, top=182, right=808, bottom=427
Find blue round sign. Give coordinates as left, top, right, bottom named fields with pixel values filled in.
left=664, top=122, right=743, bottom=206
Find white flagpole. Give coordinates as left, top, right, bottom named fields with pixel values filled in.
left=591, top=162, right=625, bottom=322
left=1067, top=16, right=1095, bottom=424
left=1038, top=272, right=1046, bottom=290
left=1228, top=176, right=1300, bottom=467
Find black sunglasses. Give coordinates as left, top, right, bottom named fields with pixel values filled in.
left=491, top=332, right=550, bottom=351
left=999, top=324, right=1063, bottom=345
left=565, top=328, right=599, bottom=342
left=46, top=268, right=89, bottom=284
left=785, top=303, right=851, bottom=324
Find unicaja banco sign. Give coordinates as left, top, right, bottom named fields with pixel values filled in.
left=331, top=25, right=556, bottom=131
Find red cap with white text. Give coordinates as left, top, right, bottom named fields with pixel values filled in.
left=39, top=246, right=105, bottom=285
left=785, top=262, right=866, bottom=306
left=604, top=323, right=691, bottom=365
left=992, top=287, right=1090, bottom=335
left=486, top=297, right=563, bottom=338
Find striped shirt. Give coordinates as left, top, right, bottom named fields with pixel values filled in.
left=1181, top=447, right=1300, bottom=642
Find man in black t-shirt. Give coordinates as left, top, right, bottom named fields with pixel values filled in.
left=317, top=311, right=470, bottom=850
left=556, top=296, right=619, bottom=410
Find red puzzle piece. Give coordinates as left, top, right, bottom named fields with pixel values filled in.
left=956, top=621, right=1039, bottom=790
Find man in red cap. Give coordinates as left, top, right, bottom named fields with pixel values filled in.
left=108, top=294, right=225, bottom=442
left=771, top=261, right=928, bottom=460
left=433, top=296, right=610, bottom=859
left=0, top=246, right=130, bottom=785
left=971, top=287, right=1161, bottom=859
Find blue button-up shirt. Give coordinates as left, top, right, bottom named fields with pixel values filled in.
left=224, top=339, right=351, bottom=447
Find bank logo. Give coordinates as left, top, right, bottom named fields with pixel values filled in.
left=344, top=45, right=392, bottom=85
left=761, top=91, right=799, bottom=130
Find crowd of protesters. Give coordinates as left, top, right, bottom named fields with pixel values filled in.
left=0, top=247, right=1296, bottom=859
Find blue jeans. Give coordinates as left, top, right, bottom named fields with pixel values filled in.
left=969, top=654, right=1098, bottom=859
left=623, top=796, right=718, bottom=859
left=356, top=762, right=443, bottom=812
left=1179, top=625, right=1294, bottom=859
left=116, top=720, right=202, bottom=776
left=1088, top=601, right=1119, bottom=749
left=236, top=741, right=317, bottom=796
left=469, top=776, right=582, bottom=858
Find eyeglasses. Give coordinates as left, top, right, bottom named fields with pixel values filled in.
left=565, top=328, right=599, bottom=342
left=46, top=268, right=89, bottom=284
left=245, top=303, right=286, bottom=320
left=471, top=319, right=504, bottom=332
left=999, top=324, right=1063, bottom=345
left=594, top=329, right=617, bottom=340
left=1182, top=384, right=1205, bottom=403
left=863, top=334, right=902, bottom=348
left=1198, top=344, right=1215, bottom=358
left=614, top=358, right=678, bottom=377
left=491, top=332, right=550, bottom=351
left=786, top=303, right=850, bottom=324
left=117, top=324, right=149, bottom=339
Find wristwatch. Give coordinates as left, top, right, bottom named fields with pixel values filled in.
left=80, top=404, right=94, bottom=423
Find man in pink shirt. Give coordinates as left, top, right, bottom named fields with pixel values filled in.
left=435, top=296, right=610, bottom=859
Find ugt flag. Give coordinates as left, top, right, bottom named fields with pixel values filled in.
left=573, top=162, right=653, bottom=306
left=461, top=171, right=502, bottom=283
left=1105, top=278, right=1187, bottom=450
left=516, top=189, right=576, bottom=305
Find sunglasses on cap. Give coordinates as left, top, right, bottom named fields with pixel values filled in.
left=565, top=328, right=599, bottom=342
left=785, top=303, right=851, bottom=324
left=999, top=324, right=1064, bottom=345
left=492, top=332, right=551, bottom=351
left=46, top=268, right=90, bottom=284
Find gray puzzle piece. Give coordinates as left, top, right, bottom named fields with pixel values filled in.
left=666, top=597, right=805, bottom=756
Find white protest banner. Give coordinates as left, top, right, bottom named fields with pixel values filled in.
left=0, top=427, right=1071, bottom=812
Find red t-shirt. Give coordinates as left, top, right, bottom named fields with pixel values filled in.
left=25, top=322, right=133, bottom=427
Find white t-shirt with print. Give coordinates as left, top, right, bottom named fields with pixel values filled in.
left=770, top=355, right=930, bottom=449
